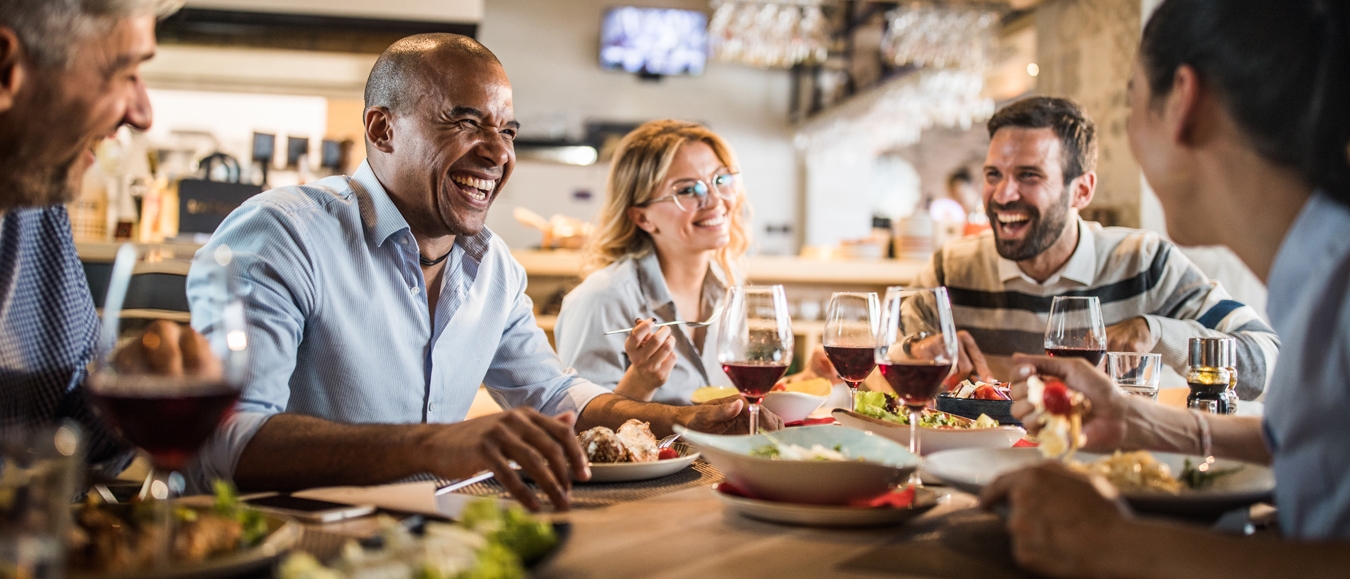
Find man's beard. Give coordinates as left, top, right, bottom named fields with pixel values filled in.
left=0, top=133, right=82, bottom=213
left=988, top=193, right=1071, bottom=262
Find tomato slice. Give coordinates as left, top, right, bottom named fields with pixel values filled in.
left=1042, top=379, right=1073, bottom=416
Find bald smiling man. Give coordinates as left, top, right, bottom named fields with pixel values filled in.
left=186, top=34, right=770, bottom=510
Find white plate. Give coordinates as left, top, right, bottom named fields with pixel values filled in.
left=833, top=409, right=1025, bottom=456
left=923, top=447, right=1275, bottom=517
left=713, top=485, right=942, bottom=527
left=585, top=451, right=700, bottom=483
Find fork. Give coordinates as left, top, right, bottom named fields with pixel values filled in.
left=603, top=303, right=725, bottom=335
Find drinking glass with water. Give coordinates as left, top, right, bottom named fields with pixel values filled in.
left=1106, top=352, right=1162, bottom=400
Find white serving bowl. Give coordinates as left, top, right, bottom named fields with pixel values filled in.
left=760, top=391, right=827, bottom=423
left=832, top=409, right=1025, bottom=456
left=675, top=425, right=920, bottom=505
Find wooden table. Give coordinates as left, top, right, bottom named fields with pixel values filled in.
left=531, top=486, right=982, bottom=579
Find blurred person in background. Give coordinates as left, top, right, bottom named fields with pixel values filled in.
left=0, top=0, right=180, bottom=474
left=554, top=120, right=754, bottom=406
left=985, top=1, right=1350, bottom=577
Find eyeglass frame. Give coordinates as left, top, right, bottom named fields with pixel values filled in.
left=638, top=170, right=741, bottom=212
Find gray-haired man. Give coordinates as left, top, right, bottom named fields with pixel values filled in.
left=0, top=0, right=180, bottom=472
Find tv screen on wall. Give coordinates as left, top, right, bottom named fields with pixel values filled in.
left=600, top=6, right=707, bottom=76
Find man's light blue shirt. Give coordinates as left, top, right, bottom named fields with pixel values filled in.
left=187, top=161, right=609, bottom=489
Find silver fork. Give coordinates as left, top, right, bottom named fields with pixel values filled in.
left=603, top=303, right=725, bottom=335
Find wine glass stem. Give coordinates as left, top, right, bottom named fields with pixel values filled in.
left=143, top=467, right=178, bottom=568
left=748, top=402, right=760, bottom=435
left=846, top=382, right=860, bottom=412
left=908, top=407, right=923, bottom=488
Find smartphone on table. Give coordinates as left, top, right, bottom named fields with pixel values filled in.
left=244, top=494, right=376, bottom=523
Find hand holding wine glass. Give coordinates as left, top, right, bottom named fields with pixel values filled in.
left=717, top=285, right=794, bottom=435
left=876, top=287, right=957, bottom=482
left=822, top=292, right=880, bottom=412
left=1044, top=296, right=1107, bottom=367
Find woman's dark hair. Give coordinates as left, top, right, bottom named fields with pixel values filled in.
left=1140, top=0, right=1350, bottom=203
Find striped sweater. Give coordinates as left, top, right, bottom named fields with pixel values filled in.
left=914, top=218, right=1280, bottom=400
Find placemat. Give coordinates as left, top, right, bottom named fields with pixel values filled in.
left=444, top=459, right=722, bottom=509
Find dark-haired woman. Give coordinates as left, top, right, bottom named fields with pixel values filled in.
left=983, top=1, right=1350, bottom=577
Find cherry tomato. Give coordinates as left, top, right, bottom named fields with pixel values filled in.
left=658, top=448, right=680, bottom=461
left=1042, top=379, right=1073, bottom=416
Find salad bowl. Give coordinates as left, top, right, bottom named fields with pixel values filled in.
left=675, top=425, right=919, bottom=505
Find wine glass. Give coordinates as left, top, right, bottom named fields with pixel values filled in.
left=87, top=244, right=248, bottom=566
left=717, top=285, right=794, bottom=434
left=876, top=286, right=957, bottom=484
left=1044, top=296, right=1107, bottom=367
left=822, top=292, right=880, bottom=412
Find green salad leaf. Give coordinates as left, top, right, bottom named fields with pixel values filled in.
left=212, top=480, right=271, bottom=547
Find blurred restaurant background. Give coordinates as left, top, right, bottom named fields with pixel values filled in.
left=74, top=0, right=1267, bottom=372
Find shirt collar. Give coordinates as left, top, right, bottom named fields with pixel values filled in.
left=634, top=250, right=729, bottom=313
left=1268, top=191, right=1345, bottom=323
left=996, top=217, right=1096, bottom=286
left=351, top=160, right=411, bottom=247
left=350, top=159, right=494, bottom=260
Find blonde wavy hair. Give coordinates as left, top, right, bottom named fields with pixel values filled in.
left=585, top=120, right=752, bottom=283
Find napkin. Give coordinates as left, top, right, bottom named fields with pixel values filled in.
left=294, top=481, right=504, bottom=519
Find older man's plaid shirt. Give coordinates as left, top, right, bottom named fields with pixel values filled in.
left=0, top=206, right=129, bottom=471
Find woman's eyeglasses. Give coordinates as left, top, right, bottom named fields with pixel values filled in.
left=642, top=172, right=740, bottom=211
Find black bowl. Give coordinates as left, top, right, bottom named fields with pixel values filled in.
left=935, top=394, right=1019, bottom=425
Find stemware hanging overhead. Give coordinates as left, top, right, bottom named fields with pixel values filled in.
left=708, top=0, right=831, bottom=69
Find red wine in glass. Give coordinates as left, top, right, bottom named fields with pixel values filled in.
left=878, top=361, right=955, bottom=408
left=93, top=377, right=240, bottom=471
left=722, top=362, right=790, bottom=404
left=1045, top=347, right=1106, bottom=367
left=824, top=346, right=877, bottom=383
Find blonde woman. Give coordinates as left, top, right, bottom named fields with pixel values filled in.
left=554, top=120, right=751, bottom=405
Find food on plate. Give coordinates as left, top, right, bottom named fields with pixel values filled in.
left=950, top=379, right=1012, bottom=400
left=657, top=448, right=680, bottom=461
left=67, top=481, right=270, bottom=575
left=772, top=377, right=832, bottom=397
left=1025, top=375, right=1090, bottom=458
left=749, top=441, right=853, bottom=462
left=577, top=419, right=660, bottom=463
left=854, top=391, right=999, bottom=429
left=1068, top=451, right=1244, bottom=495
left=615, top=419, right=659, bottom=462
left=278, top=499, right=556, bottom=579
left=690, top=386, right=739, bottom=404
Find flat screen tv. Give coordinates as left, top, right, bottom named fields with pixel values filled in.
left=600, top=6, right=707, bottom=76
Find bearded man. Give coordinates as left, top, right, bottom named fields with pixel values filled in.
left=0, top=0, right=180, bottom=473
left=911, top=97, right=1279, bottom=398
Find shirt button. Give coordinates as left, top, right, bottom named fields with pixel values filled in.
left=411, top=286, right=420, bottom=295
left=428, top=402, right=435, bottom=411
left=399, top=237, right=409, bottom=245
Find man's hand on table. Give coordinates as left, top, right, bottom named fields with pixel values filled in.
left=678, top=395, right=783, bottom=434
left=1106, top=316, right=1157, bottom=353
left=424, top=409, right=588, bottom=512
left=1008, top=354, right=1130, bottom=452
left=981, top=461, right=1133, bottom=578
left=910, top=331, right=994, bottom=387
